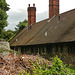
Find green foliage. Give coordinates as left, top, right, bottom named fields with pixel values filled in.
left=0, top=10, right=8, bottom=20
left=0, top=49, right=20, bottom=56
left=2, top=30, right=15, bottom=41
left=15, top=19, right=28, bottom=32
left=0, top=29, right=14, bottom=40
left=19, top=55, right=75, bottom=75
left=7, top=32, right=17, bottom=42
left=7, top=19, right=28, bottom=42
left=0, top=0, right=9, bottom=11
left=0, top=29, right=15, bottom=41
left=19, top=70, right=31, bottom=75
left=0, top=0, right=10, bottom=38
left=0, top=49, right=12, bottom=54
left=31, top=60, right=49, bottom=75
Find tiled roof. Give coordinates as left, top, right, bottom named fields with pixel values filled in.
left=10, top=9, right=75, bottom=46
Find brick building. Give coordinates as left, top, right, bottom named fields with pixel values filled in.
left=9, top=0, right=75, bottom=66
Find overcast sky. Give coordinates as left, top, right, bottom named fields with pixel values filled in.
left=5, top=0, right=75, bottom=30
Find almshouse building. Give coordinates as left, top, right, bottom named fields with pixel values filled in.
left=9, top=0, right=75, bottom=66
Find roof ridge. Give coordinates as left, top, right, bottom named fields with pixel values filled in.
left=60, top=8, right=75, bottom=15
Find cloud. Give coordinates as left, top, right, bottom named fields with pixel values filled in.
left=37, top=11, right=49, bottom=22
left=5, top=9, right=27, bottom=30
left=5, top=9, right=49, bottom=31
left=5, top=0, right=75, bottom=31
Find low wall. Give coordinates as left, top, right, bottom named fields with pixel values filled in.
left=0, top=39, right=10, bottom=50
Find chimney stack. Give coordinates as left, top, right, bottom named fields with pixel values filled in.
left=49, top=0, right=59, bottom=19
left=28, top=4, right=36, bottom=26
left=28, top=4, right=30, bottom=7
left=33, top=4, right=35, bottom=7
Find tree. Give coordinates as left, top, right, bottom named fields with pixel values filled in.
left=2, top=29, right=15, bottom=41
left=15, top=19, right=28, bottom=32
left=0, top=0, right=10, bottom=38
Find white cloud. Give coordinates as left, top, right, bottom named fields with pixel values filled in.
left=6, top=0, right=75, bottom=30
left=60, top=0, right=75, bottom=13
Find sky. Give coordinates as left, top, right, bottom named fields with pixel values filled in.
left=5, top=0, right=75, bottom=30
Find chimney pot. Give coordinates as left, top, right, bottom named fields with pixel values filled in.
left=28, top=4, right=30, bottom=7
left=33, top=4, right=35, bottom=7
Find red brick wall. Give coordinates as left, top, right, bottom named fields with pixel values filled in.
left=49, top=0, right=59, bottom=19
left=53, top=0, right=59, bottom=15
left=49, top=0, right=53, bottom=19
left=28, top=4, right=36, bottom=26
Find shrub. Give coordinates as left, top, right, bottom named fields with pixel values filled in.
left=19, top=55, right=75, bottom=75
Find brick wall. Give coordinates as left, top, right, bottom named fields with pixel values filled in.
left=28, top=4, right=36, bottom=26
left=49, top=0, right=59, bottom=19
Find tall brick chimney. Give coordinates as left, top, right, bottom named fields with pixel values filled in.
left=28, top=4, right=36, bottom=26
left=49, top=0, right=59, bottom=19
